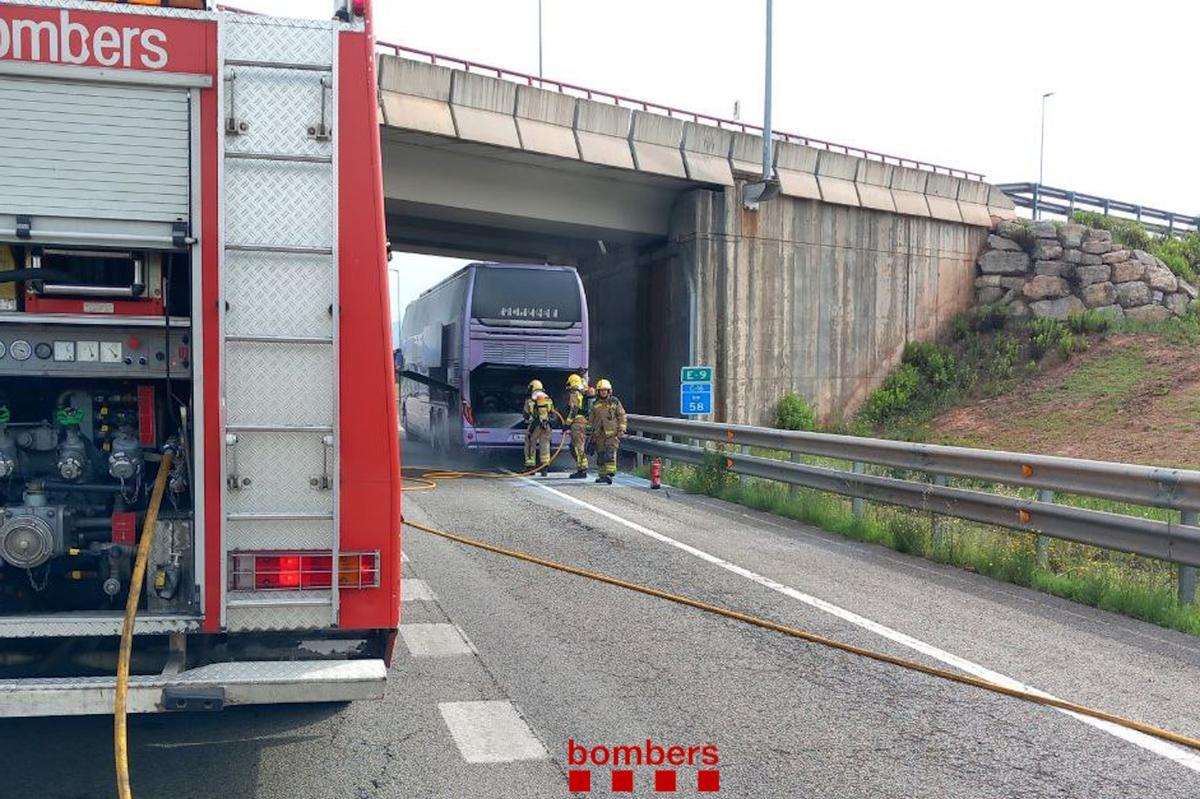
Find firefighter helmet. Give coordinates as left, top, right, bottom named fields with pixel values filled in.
left=567, top=373, right=585, bottom=390
left=532, top=390, right=549, bottom=402
left=528, top=379, right=543, bottom=392
left=595, top=378, right=612, bottom=393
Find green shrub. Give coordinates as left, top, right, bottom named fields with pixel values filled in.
left=1028, top=318, right=1070, bottom=360
left=692, top=451, right=734, bottom=497
left=863, top=363, right=921, bottom=424
left=953, top=305, right=1009, bottom=340
left=902, top=340, right=957, bottom=389
left=775, top=392, right=816, bottom=431
left=1067, top=309, right=1111, bottom=335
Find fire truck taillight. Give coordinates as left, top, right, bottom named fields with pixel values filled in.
left=230, top=552, right=380, bottom=591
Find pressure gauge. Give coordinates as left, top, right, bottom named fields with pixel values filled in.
left=0, top=341, right=6, bottom=359
left=77, top=341, right=99, bottom=363
left=100, top=342, right=123, bottom=364
left=53, top=341, right=75, bottom=362
left=9, top=340, right=31, bottom=361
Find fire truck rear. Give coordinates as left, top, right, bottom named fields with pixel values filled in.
left=0, top=0, right=401, bottom=716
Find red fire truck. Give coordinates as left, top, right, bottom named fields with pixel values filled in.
left=0, top=0, right=401, bottom=715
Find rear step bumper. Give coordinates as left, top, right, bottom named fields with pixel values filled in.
left=0, top=659, right=388, bottom=717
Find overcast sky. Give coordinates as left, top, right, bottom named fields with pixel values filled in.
left=242, top=0, right=1199, bottom=339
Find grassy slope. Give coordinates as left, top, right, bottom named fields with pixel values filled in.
left=647, top=319, right=1200, bottom=636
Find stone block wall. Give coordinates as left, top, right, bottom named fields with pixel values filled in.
left=974, top=220, right=1196, bottom=321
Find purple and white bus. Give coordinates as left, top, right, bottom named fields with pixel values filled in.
left=399, top=263, right=589, bottom=451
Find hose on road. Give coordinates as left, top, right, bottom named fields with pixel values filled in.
left=401, top=411, right=571, bottom=491
left=403, top=512, right=1200, bottom=754
left=114, top=450, right=174, bottom=799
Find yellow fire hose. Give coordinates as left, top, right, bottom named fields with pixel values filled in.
left=114, top=450, right=174, bottom=799
left=402, top=490, right=1200, bottom=755
left=402, top=410, right=573, bottom=491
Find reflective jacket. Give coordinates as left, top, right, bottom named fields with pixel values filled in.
left=588, top=395, right=626, bottom=437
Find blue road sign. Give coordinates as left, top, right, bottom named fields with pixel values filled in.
left=680, top=383, right=713, bottom=415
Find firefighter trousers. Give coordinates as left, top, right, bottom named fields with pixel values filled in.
left=594, top=433, right=620, bottom=476
left=569, top=419, right=589, bottom=470
left=528, top=424, right=552, bottom=467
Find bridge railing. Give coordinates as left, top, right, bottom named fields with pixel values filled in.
left=623, top=414, right=1200, bottom=603
left=376, top=41, right=985, bottom=182
left=997, top=182, right=1200, bottom=236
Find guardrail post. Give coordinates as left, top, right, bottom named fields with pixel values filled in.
left=931, top=474, right=947, bottom=551
left=851, top=462, right=865, bottom=521
left=739, top=445, right=749, bottom=486
left=1180, top=511, right=1198, bottom=606
left=635, top=438, right=644, bottom=471
left=663, top=434, right=673, bottom=472
left=1036, top=489, right=1054, bottom=568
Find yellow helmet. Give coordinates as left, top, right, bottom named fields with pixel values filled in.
left=595, top=378, right=612, bottom=392
left=567, top=373, right=584, bottom=390
left=528, top=379, right=543, bottom=392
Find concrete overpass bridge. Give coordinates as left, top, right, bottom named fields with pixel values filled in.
left=376, top=45, right=1016, bottom=423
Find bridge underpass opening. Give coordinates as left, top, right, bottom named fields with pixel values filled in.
left=385, top=202, right=687, bottom=419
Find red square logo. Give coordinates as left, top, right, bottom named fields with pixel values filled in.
left=611, top=770, right=634, bottom=793
left=698, top=769, right=721, bottom=792
left=654, top=769, right=677, bottom=792
left=568, top=770, right=591, bottom=792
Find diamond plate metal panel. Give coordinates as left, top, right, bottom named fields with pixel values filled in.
left=224, top=160, right=333, bottom=249
left=224, top=432, right=334, bottom=517
left=226, top=17, right=334, bottom=67
left=225, top=67, right=333, bottom=159
left=0, top=613, right=200, bottom=639
left=224, top=250, right=334, bottom=339
left=226, top=593, right=332, bottom=632
left=225, top=341, right=334, bottom=427
left=227, top=517, right=333, bottom=550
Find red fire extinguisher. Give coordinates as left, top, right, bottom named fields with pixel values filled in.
left=650, top=457, right=662, bottom=490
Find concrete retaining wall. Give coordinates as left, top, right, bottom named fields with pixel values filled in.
left=673, top=184, right=988, bottom=425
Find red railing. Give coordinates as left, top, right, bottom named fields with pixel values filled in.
left=377, top=41, right=986, bottom=181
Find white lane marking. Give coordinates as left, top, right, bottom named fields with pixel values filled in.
left=402, top=578, right=436, bottom=601
left=401, top=550, right=409, bottom=563
left=400, top=623, right=476, bottom=657
left=438, top=700, right=550, bottom=764
left=525, top=478, right=1200, bottom=774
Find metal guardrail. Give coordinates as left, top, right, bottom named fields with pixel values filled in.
left=377, top=41, right=985, bottom=181
left=623, top=415, right=1200, bottom=600
left=996, top=182, right=1200, bottom=236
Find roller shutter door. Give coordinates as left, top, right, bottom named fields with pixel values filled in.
left=0, top=76, right=191, bottom=245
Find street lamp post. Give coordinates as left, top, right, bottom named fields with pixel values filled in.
left=1038, top=92, right=1055, bottom=214
left=537, top=0, right=543, bottom=78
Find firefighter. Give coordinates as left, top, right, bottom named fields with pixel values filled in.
left=527, top=389, right=556, bottom=474
left=587, top=378, right=625, bottom=485
left=564, top=374, right=592, bottom=479
left=522, top=379, right=543, bottom=468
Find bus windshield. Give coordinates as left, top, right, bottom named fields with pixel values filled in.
left=471, top=267, right=581, bottom=329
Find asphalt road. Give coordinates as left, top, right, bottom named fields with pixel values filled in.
left=5, top=438, right=1200, bottom=798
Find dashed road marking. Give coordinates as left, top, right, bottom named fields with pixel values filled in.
left=438, top=700, right=549, bottom=763
left=402, top=578, right=436, bottom=601
left=400, top=623, right=476, bottom=657
left=524, top=477, right=1200, bottom=775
